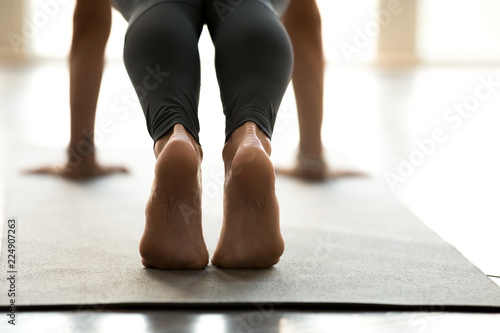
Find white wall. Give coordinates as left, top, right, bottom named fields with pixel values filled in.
left=17, top=0, right=500, bottom=64
left=25, top=0, right=129, bottom=60
left=23, top=0, right=378, bottom=64
left=0, top=0, right=25, bottom=60
left=417, top=0, right=500, bottom=64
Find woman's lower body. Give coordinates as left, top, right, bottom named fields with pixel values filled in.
left=117, top=0, right=293, bottom=269
left=121, top=0, right=293, bottom=145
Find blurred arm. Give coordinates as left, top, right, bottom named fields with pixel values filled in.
left=25, top=0, right=128, bottom=179
left=283, top=0, right=324, bottom=157
left=69, top=0, right=111, bottom=154
left=279, top=2, right=366, bottom=181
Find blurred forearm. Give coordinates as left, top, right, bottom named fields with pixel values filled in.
left=284, top=0, right=324, bottom=157
left=69, top=0, right=111, bottom=151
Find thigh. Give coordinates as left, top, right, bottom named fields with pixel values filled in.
left=204, top=0, right=290, bottom=42
left=123, top=1, right=204, bottom=81
left=201, top=0, right=293, bottom=141
left=205, top=0, right=290, bottom=26
left=123, top=1, right=206, bottom=142
left=121, top=0, right=205, bottom=34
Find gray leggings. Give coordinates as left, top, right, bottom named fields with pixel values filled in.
left=119, top=0, right=293, bottom=144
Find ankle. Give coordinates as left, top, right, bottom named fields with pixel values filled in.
left=222, top=122, right=272, bottom=165
left=154, top=124, right=203, bottom=161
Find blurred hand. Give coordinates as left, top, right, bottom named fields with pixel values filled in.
left=275, top=165, right=366, bottom=182
left=23, top=152, right=128, bottom=180
left=275, top=153, right=366, bottom=182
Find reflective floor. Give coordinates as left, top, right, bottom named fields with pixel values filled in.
left=1, top=61, right=499, bottom=331
left=2, top=309, right=500, bottom=333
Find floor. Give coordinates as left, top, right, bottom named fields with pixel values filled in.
left=0, top=60, right=499, bottom=331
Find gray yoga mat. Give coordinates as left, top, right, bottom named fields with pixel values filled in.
left=1, top=147, right=500, bottom=310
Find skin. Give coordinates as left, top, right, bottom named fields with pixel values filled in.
left=279, top=0, right=364, bottom=181
left=26, top=0, right=362, bottom=181
left=25, top=0, right=127, bottom=179
left=25, top=0, right=360, bottom=269
left=284, top=0, right=325, bottom=159
left=141, top=121, right=283, bottom=269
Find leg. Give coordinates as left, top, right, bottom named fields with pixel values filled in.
left=123, top=2, right=208, bottom=269
left=206, top=0, right=293, bottom=268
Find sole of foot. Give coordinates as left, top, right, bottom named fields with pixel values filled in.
left=140, top=125, right=209, bottom=269
left=212, top=123, right=284, bottom=269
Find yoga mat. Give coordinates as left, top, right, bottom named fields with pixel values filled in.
left=1, top=147, right=500, bottom=310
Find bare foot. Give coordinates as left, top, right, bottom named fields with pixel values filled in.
left=211, top=122, right=284, bottom=269
left=140, top=124, right=209, bottom=269
left=275, top=151, right=366, bottom=182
